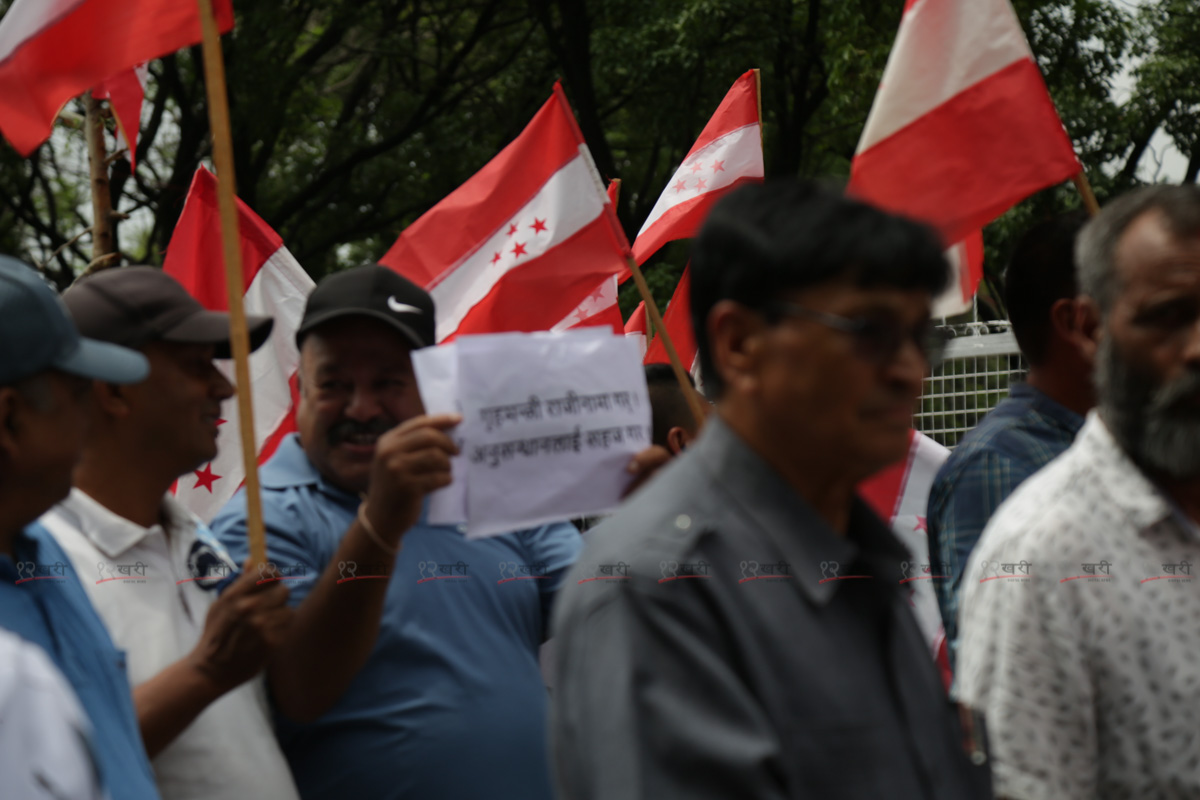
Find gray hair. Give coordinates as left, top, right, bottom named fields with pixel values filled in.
left=1076, top=185, right=1200, bottom=317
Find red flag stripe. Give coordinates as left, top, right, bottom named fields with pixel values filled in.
left=850, top=58, right=1079, bottom=246
left=164, top=166, right=284, bottom=310
left=0, top=0, right=233, bottom=155
left=684, top=69, right=760, bottom=158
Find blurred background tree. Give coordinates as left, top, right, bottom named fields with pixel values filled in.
left=0, top=0, right=1195, bottom=318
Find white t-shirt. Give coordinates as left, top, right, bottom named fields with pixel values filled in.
left=0, top=627, right=103, bottom=800
left=41, top=489, right=299, bottom=800
left=958, top=412, right=1200, bottom=799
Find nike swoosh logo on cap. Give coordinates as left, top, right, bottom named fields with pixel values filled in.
left=387, top=296, right=423, bottom=315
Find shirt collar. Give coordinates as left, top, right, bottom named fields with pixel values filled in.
left=49, top=489, right=192, bottom=560
left=1077, top=411, right=1175, bottom=533
left=1008, top=381, right=1085, bottom=436
left=692, top=417, right=910, bottom=607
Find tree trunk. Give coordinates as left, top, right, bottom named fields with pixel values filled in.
left=84, top=91, right=118, bottom=271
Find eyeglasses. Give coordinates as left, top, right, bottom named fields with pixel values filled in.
left=769, top=302, right=948, bottom=368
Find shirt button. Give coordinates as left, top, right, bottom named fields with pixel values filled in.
left=675, top=514, right=691, bottom=530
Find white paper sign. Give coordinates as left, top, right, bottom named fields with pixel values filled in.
left=410, top=343, right=467, bottom=525
left=413, top=329, right=651, bottom=537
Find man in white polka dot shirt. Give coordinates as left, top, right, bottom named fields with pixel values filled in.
left=958, top=185, right=1200, bottom=799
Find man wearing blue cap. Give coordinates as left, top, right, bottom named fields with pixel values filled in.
left=0, top=256, right=159, bottom=799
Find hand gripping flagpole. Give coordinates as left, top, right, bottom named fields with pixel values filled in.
left=196, top=0, right=267, bottom=566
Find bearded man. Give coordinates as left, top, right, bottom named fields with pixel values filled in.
left=957, top=185, right=1200, bottom=799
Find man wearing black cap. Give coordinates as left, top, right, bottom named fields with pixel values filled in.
left=39, top=266, right=299, bottom=799
left=210, top=264, right=585, bottom=800
left=0, top=257, right=157, bottom=799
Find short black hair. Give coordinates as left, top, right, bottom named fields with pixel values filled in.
left=1003, top=211, right=1088, bottom=366
left=689, top=180, right=949, bottom=395
left=644, top=363, right=697, bottom=447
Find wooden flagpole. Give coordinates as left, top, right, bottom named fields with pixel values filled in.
left=1072, top=170, right=1101, bottom=217
left=626, top=257, right=708, bottom=428
left=196, top=0, right=267, bottom=566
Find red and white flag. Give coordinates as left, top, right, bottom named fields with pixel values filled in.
left=380, top=84, right=631, bottom=343
left=858, top=430, right=950, bottom=660
left=93, top=64, right=148, bottom=170
left=632, top=70, right=764, bottom=265
left=163, top=166, right=315, bottom=522
left=624, top=300, right=648, bottom=359
left=933, top=230, right=985, bottom=318
left=848, top=0, right=1080, bottom=250
left=0, top=0, right=233, bottom=156
left=643, top=266, right=697, bottom=375
left=554, top=180, right=629, bottom=334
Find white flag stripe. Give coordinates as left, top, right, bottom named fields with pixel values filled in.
left=856, top=0, right=1031, bottom=153
left=931, top=240, right=972, bottom=319
left=0, top=0, right=83, bottom=59
left=176, top=246, right=314, bottom=521
left=432, top=153, right=607, bottom=342
left=637, top=123, right=763, bottom=237
left=895, top=432, right=949, bottom=518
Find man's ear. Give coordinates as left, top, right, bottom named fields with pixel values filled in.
left=665, top=426, right=691, bottom=456
left=0, top=387, right=21, bottom=464
left=707, top=300, right=765, bottom=396
left=1071, top=296, right=1102, bottom=366
left=91, top=380, right=131, bottom=419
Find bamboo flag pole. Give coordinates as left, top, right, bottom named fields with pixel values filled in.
left=1072, top=170, right=1101, bottom=217
left=626, top=257, right=708, bottom=428
left=196, top=0, right=267, bottom=566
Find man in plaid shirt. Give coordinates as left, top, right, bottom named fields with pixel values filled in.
left=928, top=212, right=1092, bottom=672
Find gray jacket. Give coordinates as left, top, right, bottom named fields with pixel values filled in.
left=551, top=417, right=992, bottom=799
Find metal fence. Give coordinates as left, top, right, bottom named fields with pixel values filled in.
left=915, top=321, right=1027, bottom=449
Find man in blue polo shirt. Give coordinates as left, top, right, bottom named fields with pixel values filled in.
left=211, top=265, right=583, bottom=799
left=0, top=256, right=159, bottom=799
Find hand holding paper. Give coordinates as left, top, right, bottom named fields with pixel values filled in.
left=412, top=329, right=651, bottom=537
left=362, top=413, right=462, bottom=543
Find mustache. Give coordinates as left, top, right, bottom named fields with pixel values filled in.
left=327, top=417, right=395, bottom=446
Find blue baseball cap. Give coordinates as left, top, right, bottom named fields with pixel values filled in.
left=0, top=256, right=149, bottom=385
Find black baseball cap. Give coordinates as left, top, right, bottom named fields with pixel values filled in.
left=63, top=267, right=274, bottom=358
left=296, top=264, right=435, bottom=349
left=0, top=256, right=148, bottom=385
